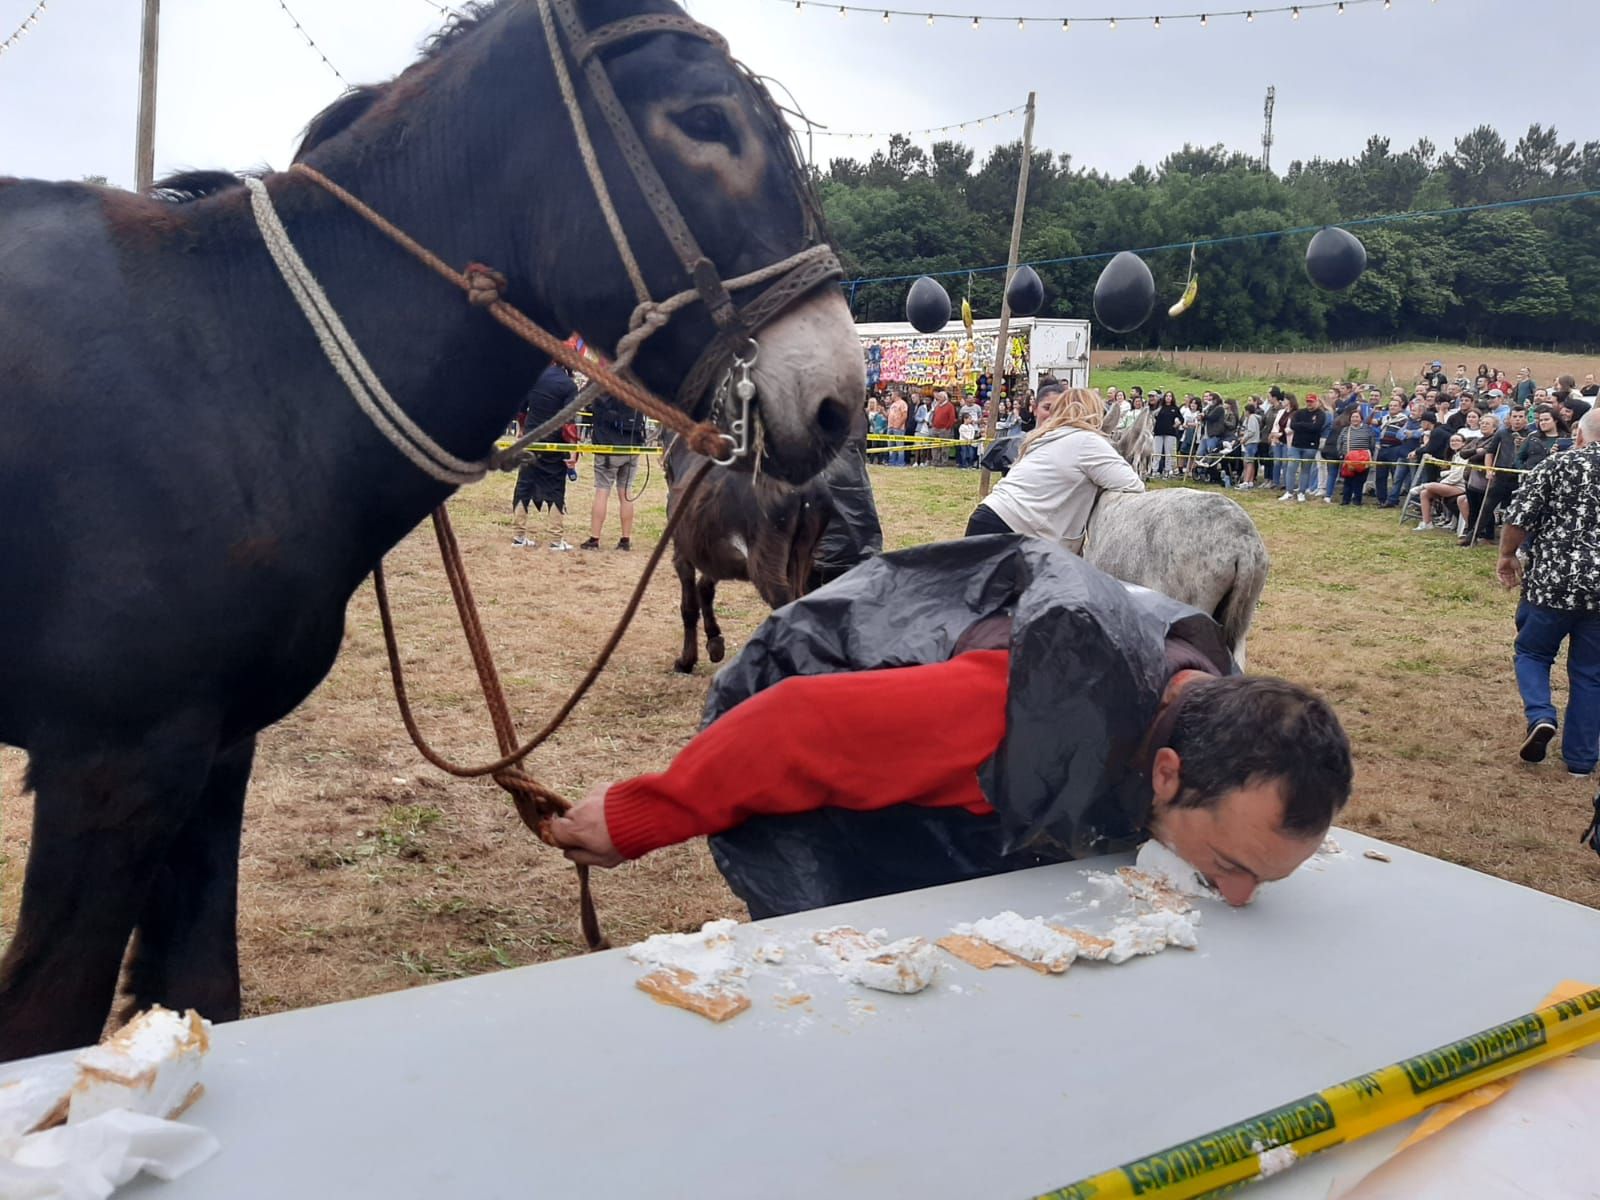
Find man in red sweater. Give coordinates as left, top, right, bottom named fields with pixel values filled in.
left=550, top=539, right=1352, bottom=913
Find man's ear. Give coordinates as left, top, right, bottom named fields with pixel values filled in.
left=1150, top=747, right=1182, bottom=811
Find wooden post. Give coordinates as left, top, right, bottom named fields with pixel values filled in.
left=135, top=0, right=160, bottom=193
left=978, top=92, right=1036, bottom=501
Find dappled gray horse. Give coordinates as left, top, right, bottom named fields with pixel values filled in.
left=1084, top=403, right=1269, bottom=668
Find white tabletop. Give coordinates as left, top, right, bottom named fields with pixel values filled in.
left=102, top=829, right=1599, bottom=1200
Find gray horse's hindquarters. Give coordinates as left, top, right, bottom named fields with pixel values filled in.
left=704, top=536, right=1233, bottom=917
left=1085, top=488, right=1269, bottom=669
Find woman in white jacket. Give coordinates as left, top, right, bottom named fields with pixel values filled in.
left=964, top=385, right=1144, bottom=552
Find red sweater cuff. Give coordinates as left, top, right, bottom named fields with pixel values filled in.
left=605, top=777, right=700, bottom=860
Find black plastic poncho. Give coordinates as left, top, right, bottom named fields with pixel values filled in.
left=704, top=535, right=1234, bottom=918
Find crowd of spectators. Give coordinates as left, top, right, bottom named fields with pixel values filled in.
left=1132, top=360, right=1596, bottom=547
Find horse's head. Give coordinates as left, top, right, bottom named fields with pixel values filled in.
left=470, top=0, right=862, bottom=484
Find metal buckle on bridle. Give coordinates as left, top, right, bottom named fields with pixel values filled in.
left=709, top=340, right=758, bottom=466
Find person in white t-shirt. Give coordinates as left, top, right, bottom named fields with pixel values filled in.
left=964, top=385, right=1144, bottom=552
left=957, top=417, right=979, bottom=468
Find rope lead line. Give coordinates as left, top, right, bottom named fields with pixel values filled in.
left=246, top=176, right=489, bottom=485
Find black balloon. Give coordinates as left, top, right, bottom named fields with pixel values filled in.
left=905, top=275, right=952, bottom=333
left=1005, top=264, right=1045, bottom=316
left=1093, top=251, right=1156, bottom=332
left=1305, top=226, right=1367, bottom=291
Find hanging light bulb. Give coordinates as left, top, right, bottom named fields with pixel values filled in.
left=971, top=15, right=980, bottom=28
left=881, top=9, right=890, bottom=22
left=1109, top=16, right=1117, bottom=29
left=1153, top=15, right=1161, bottom=27
left=1061, top=17, right=1070, bottom=29
left=794, top=0, right=801, bottom=9
left=1291, top=5, right=1300, bottom=18
left=1383, top=0, right=1391, bottom=7
left=1246, top=9, right=1254, bottom=20
left=925, top=12, right=934, bottom=24
left=837, top=4, right=846, bottom=15
left=1017, top=17, right=1025, bottom=29
left=1200, top=13, right=1209, bottom=26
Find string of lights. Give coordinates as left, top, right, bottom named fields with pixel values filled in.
left=841, top=187, right=1600, bottom=289
left=784, top=0, right=1420, bottom=32
left=809, top=102, right=1026, bottom=141
left=0, top=0, right=50, bottom=58
left=274, top=0, right=348, bottom=85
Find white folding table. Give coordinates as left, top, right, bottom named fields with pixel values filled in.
left=87, top=829, right=1600, bottom=1198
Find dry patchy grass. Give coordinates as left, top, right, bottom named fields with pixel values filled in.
left=2, top=462, right=1597, bottom=1020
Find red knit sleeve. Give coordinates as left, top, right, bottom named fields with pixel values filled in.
left=604, top=651, right=1008, bottom=859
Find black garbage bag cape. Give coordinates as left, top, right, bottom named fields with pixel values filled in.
left=705, top=534, right=1235, bottom=918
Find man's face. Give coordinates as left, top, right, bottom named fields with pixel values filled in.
left=1510, top=410, right=1528, bottom=431
left=1147, top=761, right=1322, bottom=906
left=1388, top=399, right=1403, bottom=415
left=1409, top=400, right=1424, bottom=418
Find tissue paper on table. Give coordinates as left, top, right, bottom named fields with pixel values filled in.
left=0, top=1108, right=219, bottom=1200
left=0, top=1006, right=219, bottom=1198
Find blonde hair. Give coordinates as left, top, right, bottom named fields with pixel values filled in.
left=1020, top=387, right=1108, bottom=458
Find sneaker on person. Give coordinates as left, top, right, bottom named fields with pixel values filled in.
left=1297, top=493, right=1307, bottom=503
left=512, top=536, right=527, bottom=547
left=616, top=537, right=632, bottom=551
left=1413, top=521, right=1430, bottom=531
left=1323, top=496, right=1333, bottom=504
left=579, top=537, right=600, bottom=550
left=1279, top=491, right=1294, bottom=501
left=1520, top=721, right=1558, bottom=763
left=550, top=540, right=573, bottom=551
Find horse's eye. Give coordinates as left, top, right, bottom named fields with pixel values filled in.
left=672, top=104, right=732, bottom=147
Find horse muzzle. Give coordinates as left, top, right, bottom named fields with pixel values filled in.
left=742, top=291, right=862, bottom=485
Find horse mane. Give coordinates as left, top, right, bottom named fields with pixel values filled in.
left=294, top=84, right=389, bottom=161
left=421, top=1, right=500, bottom=60
left=149, top=170, right=249, bottom=203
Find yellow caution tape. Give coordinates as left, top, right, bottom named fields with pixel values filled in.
left=494, top=439, right=660, bottom=456
left=1035, top=985, right=1600, bottom=1200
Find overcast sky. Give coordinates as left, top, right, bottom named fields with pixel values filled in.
left=0, top=0, right=1590, bottom=191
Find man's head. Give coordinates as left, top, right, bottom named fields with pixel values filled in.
left=1146, top=677, right=1353, bottom=906
left=1509, top=408, right=1528, bottom=432
left=1578, top=409, right=1600, bottom=448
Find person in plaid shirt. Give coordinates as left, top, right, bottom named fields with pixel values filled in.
left=1499, top=410, right=1600, bottom=822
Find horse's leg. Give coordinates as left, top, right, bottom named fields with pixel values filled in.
left=673, top=554, right=700, bottom=674
left=700, top=576, right=725, bottom=663
left=0, top=721, right=214, bottom=1060
left=123, top=735, right=255, bottom=1024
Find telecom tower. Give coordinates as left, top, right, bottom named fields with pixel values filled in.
left=1261, top=85, right=1276, bottom=174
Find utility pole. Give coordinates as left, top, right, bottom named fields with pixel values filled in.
left=135, top=0, right=160, bottom=193
left=977, top=91, right=1035, bottom=501
left=1261, top=84, right=1276, bottom=175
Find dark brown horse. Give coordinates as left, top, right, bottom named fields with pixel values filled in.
left=664, top=436, right=831, bottom=673
left=0, top=0, right=864, bottom=1060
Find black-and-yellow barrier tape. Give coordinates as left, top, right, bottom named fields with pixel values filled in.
left=1151, top=449, right=1540, bottom=476
left=1035, top=984, right=1600, bottom=1199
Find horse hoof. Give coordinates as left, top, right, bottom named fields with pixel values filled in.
left=707, top=637, right=726, bottom=663
left=673, top=659, right=695, bottom=674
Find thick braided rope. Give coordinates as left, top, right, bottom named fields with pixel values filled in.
left=246, top=176, right=489, bottom=486
left=535, top=0, right=650, bottom=307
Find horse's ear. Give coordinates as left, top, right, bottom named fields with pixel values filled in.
left=295, top=85, right=387, bottom=161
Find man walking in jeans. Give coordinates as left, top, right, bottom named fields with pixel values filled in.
left=1498, top=410, right=1600, bottom=793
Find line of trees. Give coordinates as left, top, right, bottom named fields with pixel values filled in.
left=820, top=123, right=1600, bottom=349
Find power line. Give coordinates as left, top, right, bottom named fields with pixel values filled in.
left=273, top=0, right=347, bottom=85
left=0, top=0, right=51, bottom=58
left=841, top=187, right=1600, bottom=288
left=809, top=102, right=1027, bottom=141
left=785, top=0, right=1415, bottom=31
